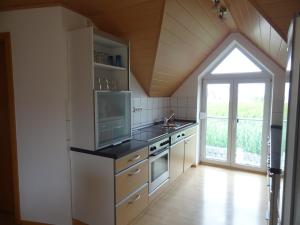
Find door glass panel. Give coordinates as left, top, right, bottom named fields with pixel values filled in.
left=205, top=84, right=230, bottom=161
left=235, top=83, right=265, bottom=167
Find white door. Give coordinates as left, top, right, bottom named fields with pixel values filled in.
left=201, top=78, right=271, bottom=172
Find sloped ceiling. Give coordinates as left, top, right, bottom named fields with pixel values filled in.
left=248, top=0, right=300, bottom=40
left=0, top=0, right=298, bottom=96
left=149, top=0, right=237, bottom=96
left=224, top=0, right=288, bottom=68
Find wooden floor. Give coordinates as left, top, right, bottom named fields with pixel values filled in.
left=0, top=166, right=267, bottom=225
left=133, top=165, right=267, bottom=225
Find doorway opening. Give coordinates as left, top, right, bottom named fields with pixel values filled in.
left=200, top=47, right=272, bottom=172
left=0, top=33, right=20, bottom=225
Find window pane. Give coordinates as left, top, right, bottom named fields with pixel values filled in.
left=205, top=84, right=230, bottom=161
left=212, top=48, right=262, bottom=74
left=235, top=83, right=265, bottom=167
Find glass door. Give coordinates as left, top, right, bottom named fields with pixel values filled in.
left=232, top=82, right=269, bottom=170
left=202, top=82, right=232, bottom=165
left=202, top=80, right=270, bottom=171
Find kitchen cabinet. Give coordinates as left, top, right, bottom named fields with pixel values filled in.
left=184, top=134, right=197, bottom=171
left=170, top=140, right=185, bottom=183
left=68, top=26, right=130, bottom=151
left=71, top=147, right=148, bottom=225
left=116, top=184, right=148, bottom=225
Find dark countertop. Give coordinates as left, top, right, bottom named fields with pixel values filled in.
left=70, top=120, right=198, bottom=159
left=71, top=139, right=148, bottom=159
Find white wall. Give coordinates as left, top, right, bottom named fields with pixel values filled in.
left=0, top=7, right=88, bottom=225
left=130, top=74, right=171, bottom=129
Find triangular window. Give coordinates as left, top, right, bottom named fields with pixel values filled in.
left=211, top=48, right=262, bottom=74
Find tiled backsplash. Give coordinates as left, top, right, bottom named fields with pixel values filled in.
left=132, top=97, right=171, bottom=128
left=170, top=96, right=197, bottom=121
left=131, top=96, right=198, bottom=129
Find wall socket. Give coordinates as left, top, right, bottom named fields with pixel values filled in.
left=133, top=107, right=143, bottom=112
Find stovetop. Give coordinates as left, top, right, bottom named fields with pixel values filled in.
left=132, top=121, right=193, bottom=142
left=132, top=130, right=167, bottom=142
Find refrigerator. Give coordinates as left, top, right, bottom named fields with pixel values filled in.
left=270, top=13, right=300, bottom=225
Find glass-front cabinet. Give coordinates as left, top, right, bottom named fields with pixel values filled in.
left=68, top=26, right=130, bottom=151
left=95, top=91, right=131, bottom=149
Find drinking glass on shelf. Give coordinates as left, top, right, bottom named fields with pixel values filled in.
left=98, top=77, right=102, bottom=90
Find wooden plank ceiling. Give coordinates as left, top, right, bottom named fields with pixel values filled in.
left=0, top=0, right=296, bottom=96
left=248, top=0, right=300, bottom=40
left=224, top=0, right=288, bottom=69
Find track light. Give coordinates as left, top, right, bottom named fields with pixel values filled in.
left=218, top=6, right=228, bottom=19
left=212, top=0, right=221, bottom=8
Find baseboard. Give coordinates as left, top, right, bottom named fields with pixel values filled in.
left=199, top=162, right=267, bottom=175
left=72, top=218, right=88, bottom=225
left=21, top=220, right=51, bottom=225
left=20, top=218, right=84, bottom=225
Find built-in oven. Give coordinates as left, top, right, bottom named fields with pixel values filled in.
left=149, top=137, right=170, bottom=194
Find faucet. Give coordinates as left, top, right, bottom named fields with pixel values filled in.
left=164, top=111, right=175, bottom=125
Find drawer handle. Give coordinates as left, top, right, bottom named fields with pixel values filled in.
left=128, top=194, right=141, bottom=204
left=128, top=155, right=141, bottom=162
left=128, top=168, right=141, bottom=176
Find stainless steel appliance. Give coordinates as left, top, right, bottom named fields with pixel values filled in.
left=149, top=137, right=170, bottom=194
left=269, top=13, right=300, bottom=225
left=95, top=91, right=131, bottom=149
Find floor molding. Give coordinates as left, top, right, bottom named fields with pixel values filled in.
left=199, top=162, right=267, bottom=175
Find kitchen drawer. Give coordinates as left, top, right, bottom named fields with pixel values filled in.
left=115, top=159, right=148, bottom=203
left=115, top=147, right=148, bottom=173
left=185, top=126, right=197, bottom=137
left=116, top=185, right=148, bottom=225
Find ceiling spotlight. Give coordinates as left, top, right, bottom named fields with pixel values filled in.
left=218, top=6, right=227, bottom=19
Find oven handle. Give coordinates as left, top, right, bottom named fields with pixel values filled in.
left=149, top=148, right=169, bottom=162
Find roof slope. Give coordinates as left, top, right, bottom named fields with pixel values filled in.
left=0, top=0, right=298, bottom=96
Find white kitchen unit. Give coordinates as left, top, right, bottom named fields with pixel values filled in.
left=184, top=127, right=197, bottom=171
left=68, top=26, right=130, bottom=151
left=170, top=126, right=197, bottom=182
left=71, top=146, right=149, bottom=225
left=170, top=140, right=185, bottom=183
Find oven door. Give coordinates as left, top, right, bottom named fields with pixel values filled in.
left=149, top=148, right=169, bottom=194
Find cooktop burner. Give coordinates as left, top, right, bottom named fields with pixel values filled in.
left=132, top=130, right=166, bottom=142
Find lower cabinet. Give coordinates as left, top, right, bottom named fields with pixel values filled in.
left=71, top=147, right=149, bottom=225
left=170, top=140, right=185, bottom=183
left=116, top=184, right=148, bottom=225
left=184, top=134, right=197, bottom=171
left=71, top=127, right=198, bottom=225
left=115, top=159, right=148, bottom=203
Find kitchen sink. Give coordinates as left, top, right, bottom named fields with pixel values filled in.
left=161, top=121, right=192, bottom=130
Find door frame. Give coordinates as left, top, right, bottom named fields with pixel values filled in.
left=200, top=75, right=272, bottom=172
left=0, top=32, right=21, bottom=224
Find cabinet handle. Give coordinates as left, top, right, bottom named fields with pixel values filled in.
left=128, top=168, right=141, bottom=176
left=128, top=194, right=141, bottom=204
left=128, top=155, right=141, bottom=162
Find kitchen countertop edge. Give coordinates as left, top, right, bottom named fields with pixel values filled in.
left=70, top=121, right=199, bottom=159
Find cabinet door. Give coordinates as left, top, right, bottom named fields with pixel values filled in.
left=170, top=140, right=184, bottom=183
left=184, top=134, right=197, bottom=171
